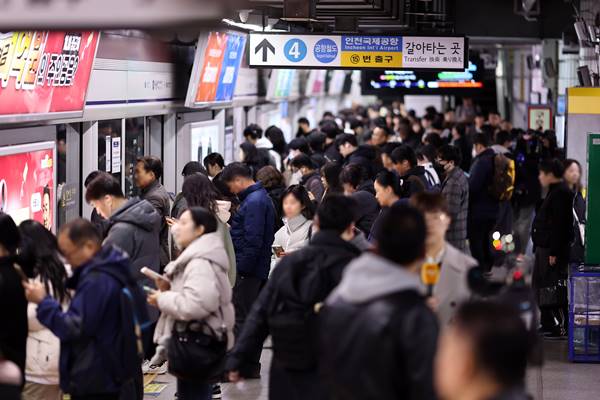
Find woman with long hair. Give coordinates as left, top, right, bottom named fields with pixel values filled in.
left=149, top=207, right=235, bottom=400
left=180, top=173, right=236, bottom=286
left=19, top=220, right=69, bottom=400
left=320, top=162, right=344, bottom=201
left=564, top=159, right=586, bottom=263
left=0, top=213, right=27, bottom=399
left=239, top=142, right=263, bottom=179
left=272, top=185, right=315, bottom=260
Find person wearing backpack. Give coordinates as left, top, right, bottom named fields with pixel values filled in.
left=491, top=130, right=516, bottom=243
left=226, top=195, right=362, bottom=400
left=468, top=133, right=500, bottom=272
left=318, top=203, right=438, bottom=400
left=85, top=172, right=162, bottom=364
left=147, top=207, right=234, bottom=400
left=391, top=145, right=430, bottom=197
left=23, top=219, right=146, bottom=400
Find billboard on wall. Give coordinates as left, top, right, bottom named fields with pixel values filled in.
left=185, top=31, right=247, bottom=108
left=0, top=31, right=99, bottom=123
left=0, top=142, right=55, bottom=232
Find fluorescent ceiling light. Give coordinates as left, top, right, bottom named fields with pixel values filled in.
left=222, top=18, right=285, bottom=32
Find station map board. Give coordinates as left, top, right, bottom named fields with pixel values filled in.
left=249, top=33, right=468, bottom=71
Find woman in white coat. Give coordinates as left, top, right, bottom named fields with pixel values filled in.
left=148, top=207, right=234, bottom=400
left=271, top=185, right=315, bottom=267
left=19, top=220, right=70, bottom=400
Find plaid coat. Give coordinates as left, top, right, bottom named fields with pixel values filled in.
left=441, top=167, right=469, bottom=252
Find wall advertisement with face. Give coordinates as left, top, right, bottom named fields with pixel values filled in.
left=0, top=142, right=55, bottom=231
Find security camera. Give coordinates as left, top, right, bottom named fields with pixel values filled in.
left=239, top=10, right=252, bottom=24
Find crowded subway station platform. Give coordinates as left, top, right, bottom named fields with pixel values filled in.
left=1, top=0, right=600, bottom=399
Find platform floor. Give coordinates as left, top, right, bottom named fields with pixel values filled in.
left=144, top=340, right=599, bottom=400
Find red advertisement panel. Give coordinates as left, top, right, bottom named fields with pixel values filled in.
left=195, top=32, right=227, bottom=103
left=0, top=146, right=55, bottom=231
left=0, top=31, right=99, bottom=118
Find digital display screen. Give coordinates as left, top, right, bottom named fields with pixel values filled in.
left=362, top=57, right=487, bottom=95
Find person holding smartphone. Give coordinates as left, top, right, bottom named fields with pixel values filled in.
left=270, top=185, right=314, bottom=271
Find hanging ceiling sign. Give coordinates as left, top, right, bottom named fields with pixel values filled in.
left=0, top=31, right=99, bottom=123
left=249, top=33, right=468, bottom=71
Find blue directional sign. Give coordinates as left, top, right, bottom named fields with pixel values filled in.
left=284, top=39, right=307, bottom=62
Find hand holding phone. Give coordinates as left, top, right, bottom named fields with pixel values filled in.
left=272, top=246, right=285, bottom=258
left=141, top=267, right=170, bottom=283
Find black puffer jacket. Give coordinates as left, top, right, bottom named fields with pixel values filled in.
left=319, top=253, right=438, bottom=400
left=344, top=145, right=380, bottom=179
left=399, top=166, right=429, bottom=198
left=350, top=190, right=380, bottom=235
left=226, top=230, right=361, bottom=399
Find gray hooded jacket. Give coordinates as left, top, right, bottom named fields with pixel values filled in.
left=328, top=252, right=423, bottom=304
left=103, top=197, right=161, bottom=283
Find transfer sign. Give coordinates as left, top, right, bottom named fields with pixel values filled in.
left=249, top=33, right=467, bottom=70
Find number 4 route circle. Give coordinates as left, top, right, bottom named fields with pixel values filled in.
left=284, top=39, right=307, bottom=62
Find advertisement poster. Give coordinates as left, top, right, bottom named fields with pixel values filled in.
left=195, top=32, right=227, bottom=103
left=190, top=123, right=220, bottom=163
left=0, top=144, right=55, bottom=231
left=187, top=31, right=247, bottom=106
left=0, top=31, right=99, bottom=121
left=215, top=33, right=246, bottom=102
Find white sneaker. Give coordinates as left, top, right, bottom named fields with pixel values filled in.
left=142, top=360, right=168, bottom=375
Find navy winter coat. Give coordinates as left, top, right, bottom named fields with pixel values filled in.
left=36, top=246, right=140, bottom=396
left=468, top=148, right=499, bottom=220
left=230, top=182, right=275, bottom=280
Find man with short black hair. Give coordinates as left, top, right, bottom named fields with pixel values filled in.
left=437, top=145, right=469, bottom=252
left=203, top=152, right=225, bottom=178
left=319, top=203, right=438, bottom=400
left=24, top=219, right=146, bottom=400
left=227, top=195, right=362, bottom=398
left=337, top=133, right=379, bottom=179
left=86, top=173, right=161, bottom=277
left=135, top=156, right=171, bottom=270
left=340, top=164, right=380, bottom=235
left=468, top=133, right=499, bottom=272
left=291, top=154, right=325, bottom=202
left=244, top=124, right=279, bottom=169
left=372, top=125, right=391, bottom=147
left=391, top=145, right=429, bottom=197
left=296, top=117, right=313, bottom=138
left=84, top=170, right=107, bottom=233
left=221, top=162, right=275, bottom=378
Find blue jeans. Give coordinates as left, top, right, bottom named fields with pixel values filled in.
left=176, top=379, right=211, bottom=400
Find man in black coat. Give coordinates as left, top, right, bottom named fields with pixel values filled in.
left=532, top=159, right=574, bottom=338
left=318, top=203, right=438, bottom=400
left=339, top=164, right=380, bottom=235
left=391, top=145, right=429, bottom=198
left=291, top=154, right=325, bottom=202
left=337, top=133, right=380, bottom=180
left=226, top=195, right=362, bottom=400
left=468, top=133, right=500, bottom=272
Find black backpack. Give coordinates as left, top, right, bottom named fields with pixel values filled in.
left=99, top=269, right=150, bottom=383
left=267, top=254, right=332, bottom=371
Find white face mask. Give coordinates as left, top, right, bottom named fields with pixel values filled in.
left=471, top=148, right=477, bottom=159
